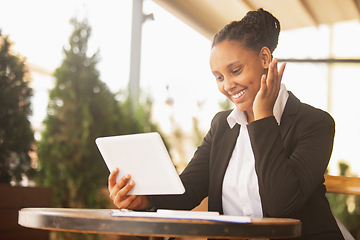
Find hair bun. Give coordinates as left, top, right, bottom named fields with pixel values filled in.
left=212, top=8, right=280, bottom=53
left=242, top=8, right=280, bottom=52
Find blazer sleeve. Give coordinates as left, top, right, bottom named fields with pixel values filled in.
left=247, top=107, right=335, bottom=217
left=149, top=112, right=225, bottom=210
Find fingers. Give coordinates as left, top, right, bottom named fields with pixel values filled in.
left=113, top=185, right=138, bottom=209
left=266, top=59, right=277, bottom=87
left=259, top=59, right=279, bottom=95
left=108, top=168, right=119, bottom=191
left=253, top=59, right=286, bottom=121
left=109, top=174, right=132, bottom=199
left=268, top=59, right=280, bottom=87
left=260, top=74, right=267, bottom=92
left=270, top=58, right=286, bottom=83
left=264, top=58, right=286, bottom=95
left=278, top=62, right=286, bottom=82
left=127, top=195, right=154, bottom=210
left=107, top=170, right=149, bottom=210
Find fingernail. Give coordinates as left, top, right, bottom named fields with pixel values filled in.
left=129, top=181, right=134, bottom=186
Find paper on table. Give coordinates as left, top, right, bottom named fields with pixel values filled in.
left=110, top=209, right=251, bottom=224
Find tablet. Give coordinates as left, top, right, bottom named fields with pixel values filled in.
left=95, top=132, right=185, bottom=195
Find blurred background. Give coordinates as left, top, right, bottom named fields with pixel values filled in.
left=1, top=0, right=360, bottom=239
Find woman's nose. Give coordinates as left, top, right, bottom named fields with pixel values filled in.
left=224, top=78, right=236, bottom=92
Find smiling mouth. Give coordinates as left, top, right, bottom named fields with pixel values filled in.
left=232, top=89, right=246, bottom=99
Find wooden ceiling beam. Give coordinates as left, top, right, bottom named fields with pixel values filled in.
left=353, top=0, right=360, bottom=19
left=152, top=0, right=219, bottom=40
left=303, top=0, right=360, bottom=25
left=243, top=0, right=317, bottom=29
left=205, top=0, right=253, bottom=25
left=298, top=0, right=320, bottom=26
left=152, top=0, right=360, bottom=40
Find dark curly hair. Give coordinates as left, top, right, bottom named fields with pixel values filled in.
left=212, top=8, right=280, bottom=54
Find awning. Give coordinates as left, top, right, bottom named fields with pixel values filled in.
left=152, top=0, right=360, bottom=40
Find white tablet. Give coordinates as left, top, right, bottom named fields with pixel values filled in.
left=95, top=132, right=185, bottom=195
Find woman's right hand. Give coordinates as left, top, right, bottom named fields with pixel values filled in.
left=253, top=58, right=286, bottom=121
left=108, top=168, right=153, bottom=210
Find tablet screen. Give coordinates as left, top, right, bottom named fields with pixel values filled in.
left=96, top=132, right=185, bottom=195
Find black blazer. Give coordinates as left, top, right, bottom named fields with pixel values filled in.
left=151, top=92, right=344, bottom=240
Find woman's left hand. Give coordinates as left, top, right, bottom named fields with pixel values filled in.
left=253, top=58, right=286, bottom=121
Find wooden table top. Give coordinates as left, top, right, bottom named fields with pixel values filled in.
left=18, top=208, right=301, bottom=239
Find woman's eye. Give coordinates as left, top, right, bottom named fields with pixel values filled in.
left=216, top=76, right=224, bottom=82
left=232, top=68, right=241, bottom=74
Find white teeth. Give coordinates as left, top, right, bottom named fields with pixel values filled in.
left=233, top=90, right=246, bottom=99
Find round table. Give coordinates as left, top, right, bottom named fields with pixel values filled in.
left=18, top=208, right=301, bottom=239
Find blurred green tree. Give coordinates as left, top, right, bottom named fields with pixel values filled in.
left=119, top=89, right=161, bottom=135
left=36, top=17, right=164, bottom=240
left=0, top=31, right=35, bottom=184
left=36, top=17, right=161, bottom=208
left=36, top=18, right=127, bottom=210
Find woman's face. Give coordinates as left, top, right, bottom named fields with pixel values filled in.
left=210, top=40, right=267, bottom=114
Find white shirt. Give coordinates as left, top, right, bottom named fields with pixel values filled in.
left=222, top=84, right=289, bottom=217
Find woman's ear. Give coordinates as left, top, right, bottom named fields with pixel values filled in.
left=259, top=47, right=272, bottom=68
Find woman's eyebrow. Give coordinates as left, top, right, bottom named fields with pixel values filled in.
left=226, top=61, right=240, bottom=68
left=211, top=61, right=241, bottom=74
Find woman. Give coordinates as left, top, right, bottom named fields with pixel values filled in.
left=108, top=8, right=344, bottom=239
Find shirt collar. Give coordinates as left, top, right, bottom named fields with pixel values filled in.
left=227, top=84, right=289, bottom=128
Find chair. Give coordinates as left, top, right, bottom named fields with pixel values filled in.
left=324, top=174, right=360, bottom=240
left=191, top=175, right=359, bottom=239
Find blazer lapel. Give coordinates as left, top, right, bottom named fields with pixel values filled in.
left=209, top=122, right=240, bottom=214
left=218, top=123, right=241, bottom=176
left=210, top=93, right=300, bottom=213
left=279, top=91, right=300, bottom=140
